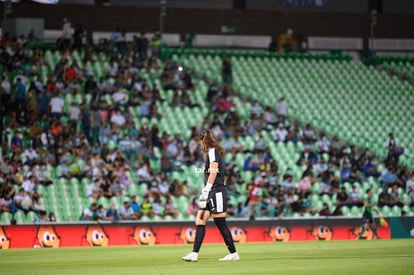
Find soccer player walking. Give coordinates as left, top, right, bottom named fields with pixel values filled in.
left=182, top=130, right=240, bottom=262
left=357, top=188, right=380, bottom=240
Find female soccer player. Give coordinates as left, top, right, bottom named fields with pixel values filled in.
left=182, top=130, right=239, bottom=262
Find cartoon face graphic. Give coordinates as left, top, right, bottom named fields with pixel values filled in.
left=37, top=226, right=60, bottom=248
left=0, top=227, right=10, bottom=249
left=178, top=226, right=196, bottom=244
left=86, top=225, right=109, bottom=246
left=230, top=226, right=247, bottom=243
left=312, top=225, right=333, bottom=241
left=133, top=226, right=156, bottom=245
left=267, top=226, right=290, bottom=242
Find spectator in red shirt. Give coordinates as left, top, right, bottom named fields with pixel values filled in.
left=50, top=119, right=63, bottom=143
left=46, top=77, right=57, bottom=94
left=246, top=174, right=265, bottom=220
left=65, top=65, right=77, bottom=82
left=215, top=96, right=234, bottom=114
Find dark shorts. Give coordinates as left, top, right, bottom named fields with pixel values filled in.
left=363, top=211, right=374, bottom=223
left=203, top=185, right=229, bottom=214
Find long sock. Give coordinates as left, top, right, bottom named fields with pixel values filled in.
left=358, top=225, right=366, bottom=238
left=214, top=217, right=236, bottom=254
left=372, top=226, right=379, bottom=238
left=192, top=225, right=205, bottom=253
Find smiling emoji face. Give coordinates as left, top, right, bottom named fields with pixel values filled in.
left=37, top=226, right=60, bottom=248
left=312, top=225, right=333, bottom=241
left=86, top=225, right=109, bottom=246
left=179, top=226, right=196, bottom=244
left=0, top=227, right=10, bottom=249
left=268, top=226, right=290, bottom=242
left=230, top=226, right=247, bottom=243
left=133, top=226, right=156, bottom=245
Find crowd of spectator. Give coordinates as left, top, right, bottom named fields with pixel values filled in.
left=0, top=26, right=413, bottom=224
left=0, top=27, right=183, bottom=222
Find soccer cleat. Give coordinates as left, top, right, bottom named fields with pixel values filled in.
left=182, top=252, right=199, bottom=262
left=219, top=252, right=240, bottom=261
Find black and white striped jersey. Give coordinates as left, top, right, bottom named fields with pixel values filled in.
left=204, top=147, right=225, bottom=188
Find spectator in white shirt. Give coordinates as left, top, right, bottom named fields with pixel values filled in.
left=110, top=108, right=126, bottom=129
left=14, top=188, right=32, bottom=211
left=250, top=101, right=263, bottom=117
left=158, top=179, right=170, bottom=196
left=35, top=165, right=53, bottom=186
left=273, top=123, right=288, bottom=142
left=315, top=158, right=328, bottom=178
left=87, top=179, right=103, bottom=200
left=1, top=75, right=11, bottom=95
left=22, top=175, right=37, bottom=196
left=264, top=106, right=278, bottom=128
left=406, top=172, right=414, bottom=207
left=137, top=164, right=151, bottom=186
left=277, top=97, right=289, bottom=122
left=166, top=139, right=179, bottom=158
left=302, top=124, right=315, bottom=143
left=81, top=202, right=97, bottom=221
left=317, top=135, right=330, bottom=154
left=107, top=60, right=118, bottom=77
left=49, top=93, right=65, bottom=118
left=133, top=78, right=143, bottom=93
left=1, top=76, right=11, bottom=112
left=112, top=89, right=129, bottom=106
left=68, top=102, right=81, bottom=121
left=68, top=102, right=81, bottom=133
left=348, top=185, right=363, bottom=207
left=22, top=147, right=40, bottom=166
left=40, top=130, right=54, bottom=148
left=119, top=201, right=139, bottom=220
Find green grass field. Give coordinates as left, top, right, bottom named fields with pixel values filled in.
left=1, top=239, right=414, bottom=275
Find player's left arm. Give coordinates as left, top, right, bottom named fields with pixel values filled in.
left=368, top=201, right=377, bottom=208
left=207, top=161, right=218, bottom=185
left=198, top=161, right=218, bottom=207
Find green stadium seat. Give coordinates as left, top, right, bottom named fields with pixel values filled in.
left=0, top=213, right=12, bottom=224
left=350, top=206, right=362, bottom=217
left=391, top=206, right=401, bottom=216
left=381, top=206, right=391, bottom=217
left=341, top=206, right=352, bottom=217
left=15, top=211, right=25, bottom=224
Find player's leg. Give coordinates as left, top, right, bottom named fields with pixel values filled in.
left=370, top=222, right=380, bottom=239
left=182, top=209, right=210, bottom=262
left=357, top=212, right=372, bottom=240
left=357, top=222, right=369, bottom=239
left=212, top=212, right=239, bottom=261
left=193, top=209, right=210, bottom=252
left=358, top=212, right=371, bottom=239
left=211, top=188, right=239, bottom=261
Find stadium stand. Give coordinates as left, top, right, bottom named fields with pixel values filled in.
left=375, top=55, right=414, bottom=83
left=1, top=35, right=414, bottom=224
left=167, top=49, right=414, bottom=168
